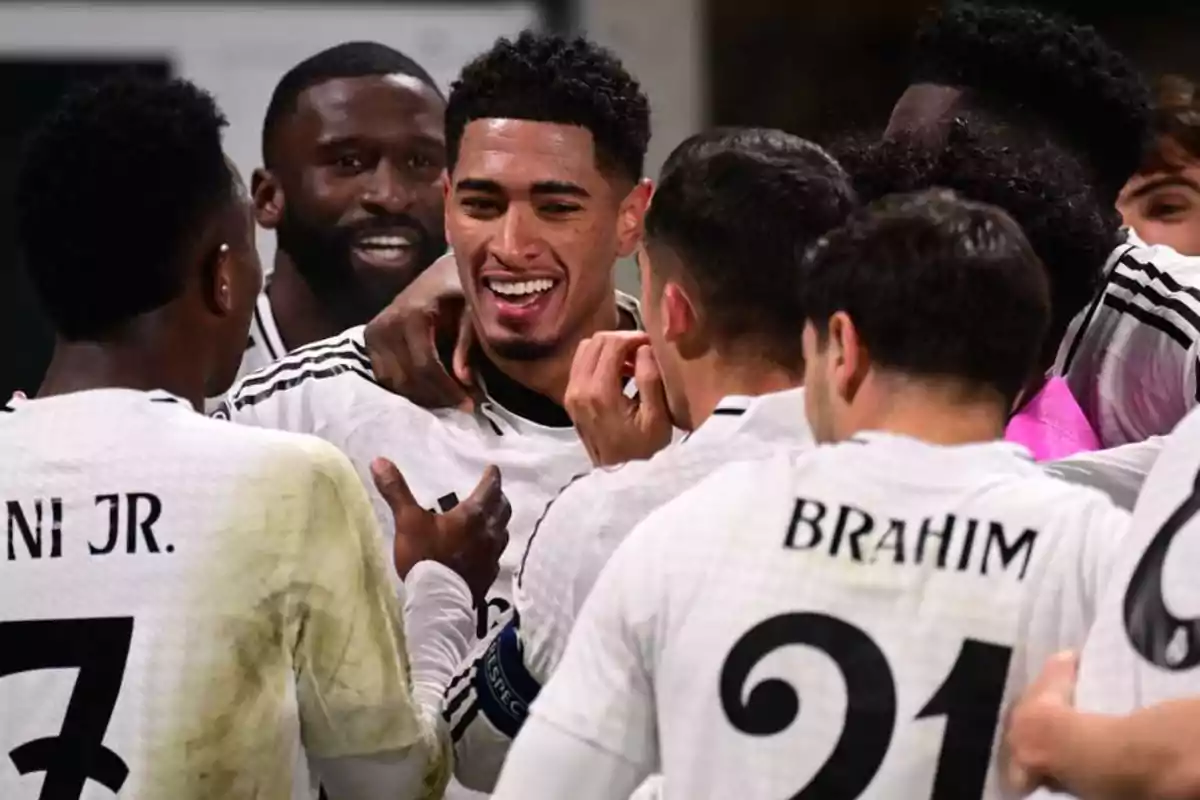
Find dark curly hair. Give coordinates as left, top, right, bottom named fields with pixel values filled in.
left=445, top=31, right=650, bottom=181
left=910, top=2, right=1151, bottom=205
left=16, top=74, right=232, bottom=341
left=834, top=119, right=1121, bottom=370
left=646, top=128, right=856, bottom=365
left=802, top=189, right=1050, bottom=407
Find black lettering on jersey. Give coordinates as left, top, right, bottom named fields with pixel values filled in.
left=981, top=522, right=1036, bottom=580
left=0, top=617, right=134, bottom=798
left=720, top=613, right=1010, bottom=800
left=1124, top=468, right=1200, bottom=671
left=782, top=499, right=1038, bottom=580
left=6, top=498, right=62, bottom=561
left=91, top=493, right=167, bottom=556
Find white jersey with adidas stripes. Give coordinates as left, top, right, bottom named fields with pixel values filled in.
left=443, top=388, right=814, bottom=792
left=204, top=291, right=288, bottom=415
left=493, top=434, right=1129, bottom=800
left=1055, top=232, right=1200, bottom=446
left=1068, top=405, right=1200, bottom=719
left=0, top=389, right=472, bottom=800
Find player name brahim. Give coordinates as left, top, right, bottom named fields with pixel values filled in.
left=784, top=497, right=1038, bottom=580
left=3, top=493, right=173, bottom=561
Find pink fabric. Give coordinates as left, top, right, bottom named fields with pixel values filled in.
left=1005, top=376, right=1100, bottom=462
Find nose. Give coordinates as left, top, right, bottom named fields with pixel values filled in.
left=489, top=204, right=543, bottom=263
left=360, top=161, right=412, bottom=216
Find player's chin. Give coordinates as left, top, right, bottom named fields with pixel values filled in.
left=479, top=325, right=562, bottom=362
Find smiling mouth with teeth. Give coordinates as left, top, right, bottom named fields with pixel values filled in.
left=355, top=235, right=415, bottom=262
left=485, top=277, right=558, bottom=306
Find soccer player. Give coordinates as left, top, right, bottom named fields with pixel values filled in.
left=1005, top=401, right=1200, bottom=799
left=887, top=3, right=1200, bottom=452
left=219, top=29, right=651, bottom=646
left=493, top=190, right=1131, bottom=800
left=441, top=127, right=856, bottom=791
left=837, top=117, right=1120, bottom=461
left=210, top=41, right=448, bottom=407
left=0, top=75, right=506, bottom=799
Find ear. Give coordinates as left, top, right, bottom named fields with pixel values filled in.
left=251, top=167, right=283, bottom=230
left=200, top=239, right=235, bottom=318
left=661, top=280, right=698, bottom=346
left=827, top=311, right=869, bottom=403
left=442, top=169, right=453, bottom=234
left=616, top=178, right=654, bottom=258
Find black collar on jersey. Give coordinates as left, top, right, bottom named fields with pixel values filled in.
left=475, top=354, right=574, bottom=428
left=463, top=304, right=644, bottom=430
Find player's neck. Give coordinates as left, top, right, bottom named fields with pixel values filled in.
left=863, top=379, right=1008, bottom=446
left=682, top=352, right=801, bottom=431
left=481, top=297, right=624, bottom=406
left=268, top=256, right=352, bottom=352
left=38, top=329, right=206, bottom=411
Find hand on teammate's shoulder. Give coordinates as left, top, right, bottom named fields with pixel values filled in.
left=372, top=456, right=510, bottom=603
left=565, top=331, right=673, bottom=467
left=364, top=252, right=479, bottom=412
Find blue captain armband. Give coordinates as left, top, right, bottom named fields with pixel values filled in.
left=474, top=616, right=543, bottom=739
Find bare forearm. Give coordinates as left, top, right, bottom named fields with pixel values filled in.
left=1040, top=699, right=1200, bottom=800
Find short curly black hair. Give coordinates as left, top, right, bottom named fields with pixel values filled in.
left=445, top=30, right=650, bottom=181
left=910, top=2, right=1151, bottom=204
left=646, top=128, right=857, bottom=365
left=16, top=74, right=232, bottom=341
left=834, top=117, right=1121, bottom=370
left=802, top=189, right=1050, bottom=407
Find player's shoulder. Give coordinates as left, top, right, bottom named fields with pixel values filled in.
left=219, top=325, right=376, bottom=416
left=180, top=406, right=359, bottom=485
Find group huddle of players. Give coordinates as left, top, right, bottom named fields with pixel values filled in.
left=2, top=2, right=1199, bottom=799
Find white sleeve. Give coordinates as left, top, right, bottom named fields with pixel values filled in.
left=1012, top=497, right=1130, bottom=699
left=439, top=474, right=605, bottom=792
left=1044, top=436, right=1165, bottom=510
left=402, top=561, right=477, bottom=714
left=510, top=514, right=662, bottom=792
left=491, top=716, right=645, bottom=800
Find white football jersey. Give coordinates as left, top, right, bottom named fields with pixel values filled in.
left=443, top=388, right=813, bottom=791
left=218, top=325, right=602, bottom=638
left=1043, top=435, right=1165, bottom=510
left=0, top=389, right=459, bottom=800
left=512, top=433, right=1128, bottom=800
left=1071, top=405, right=1200, bottom=715
left=217, top=293, right=643, bottom=639
left=204, top=290, right=287, bottom=415
left=1055, top=232, right=1200, bottom=446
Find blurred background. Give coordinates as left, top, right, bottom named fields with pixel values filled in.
left=3, top=0, right=1198, bottom=398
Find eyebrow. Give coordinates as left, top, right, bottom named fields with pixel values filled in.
left=1129, top=174, right=1200, bottom=200
left=455, top=178, right=591, bottom=198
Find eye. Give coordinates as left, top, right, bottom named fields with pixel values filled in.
left=332, top=154, right=367, bottom=173
left=408, top=153, right=435, bottom=170
left=540, top=202, right=582, bottom=215
left=460, top=196, right=502, bottom=217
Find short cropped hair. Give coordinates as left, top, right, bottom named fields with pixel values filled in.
left=645, top=128, right=857, bottom=365
left=834, top=117, right=1120, bottom=368
left=911, top=3, right=1151, bottom=203
left=446, top=31, right=650, bottom=181
left=802, top=189, right=1050, bottom=405
left=262, top=41, right=441, bottom=165
left=16, top=74, right=232, bottom=341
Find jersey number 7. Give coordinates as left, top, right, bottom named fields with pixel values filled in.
left=0, top=618, right=133, bottom=799
left=720, top=612, right=1010, bottom=800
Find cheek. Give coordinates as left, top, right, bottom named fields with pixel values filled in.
left=298, top=172, right=360, bottom=221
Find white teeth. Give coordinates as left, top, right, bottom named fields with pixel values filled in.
left=359, top=235, right=412, bottom=248
left=364, top=248, right=405, bottom=261
left=487, top=278, right=555, bottom=297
